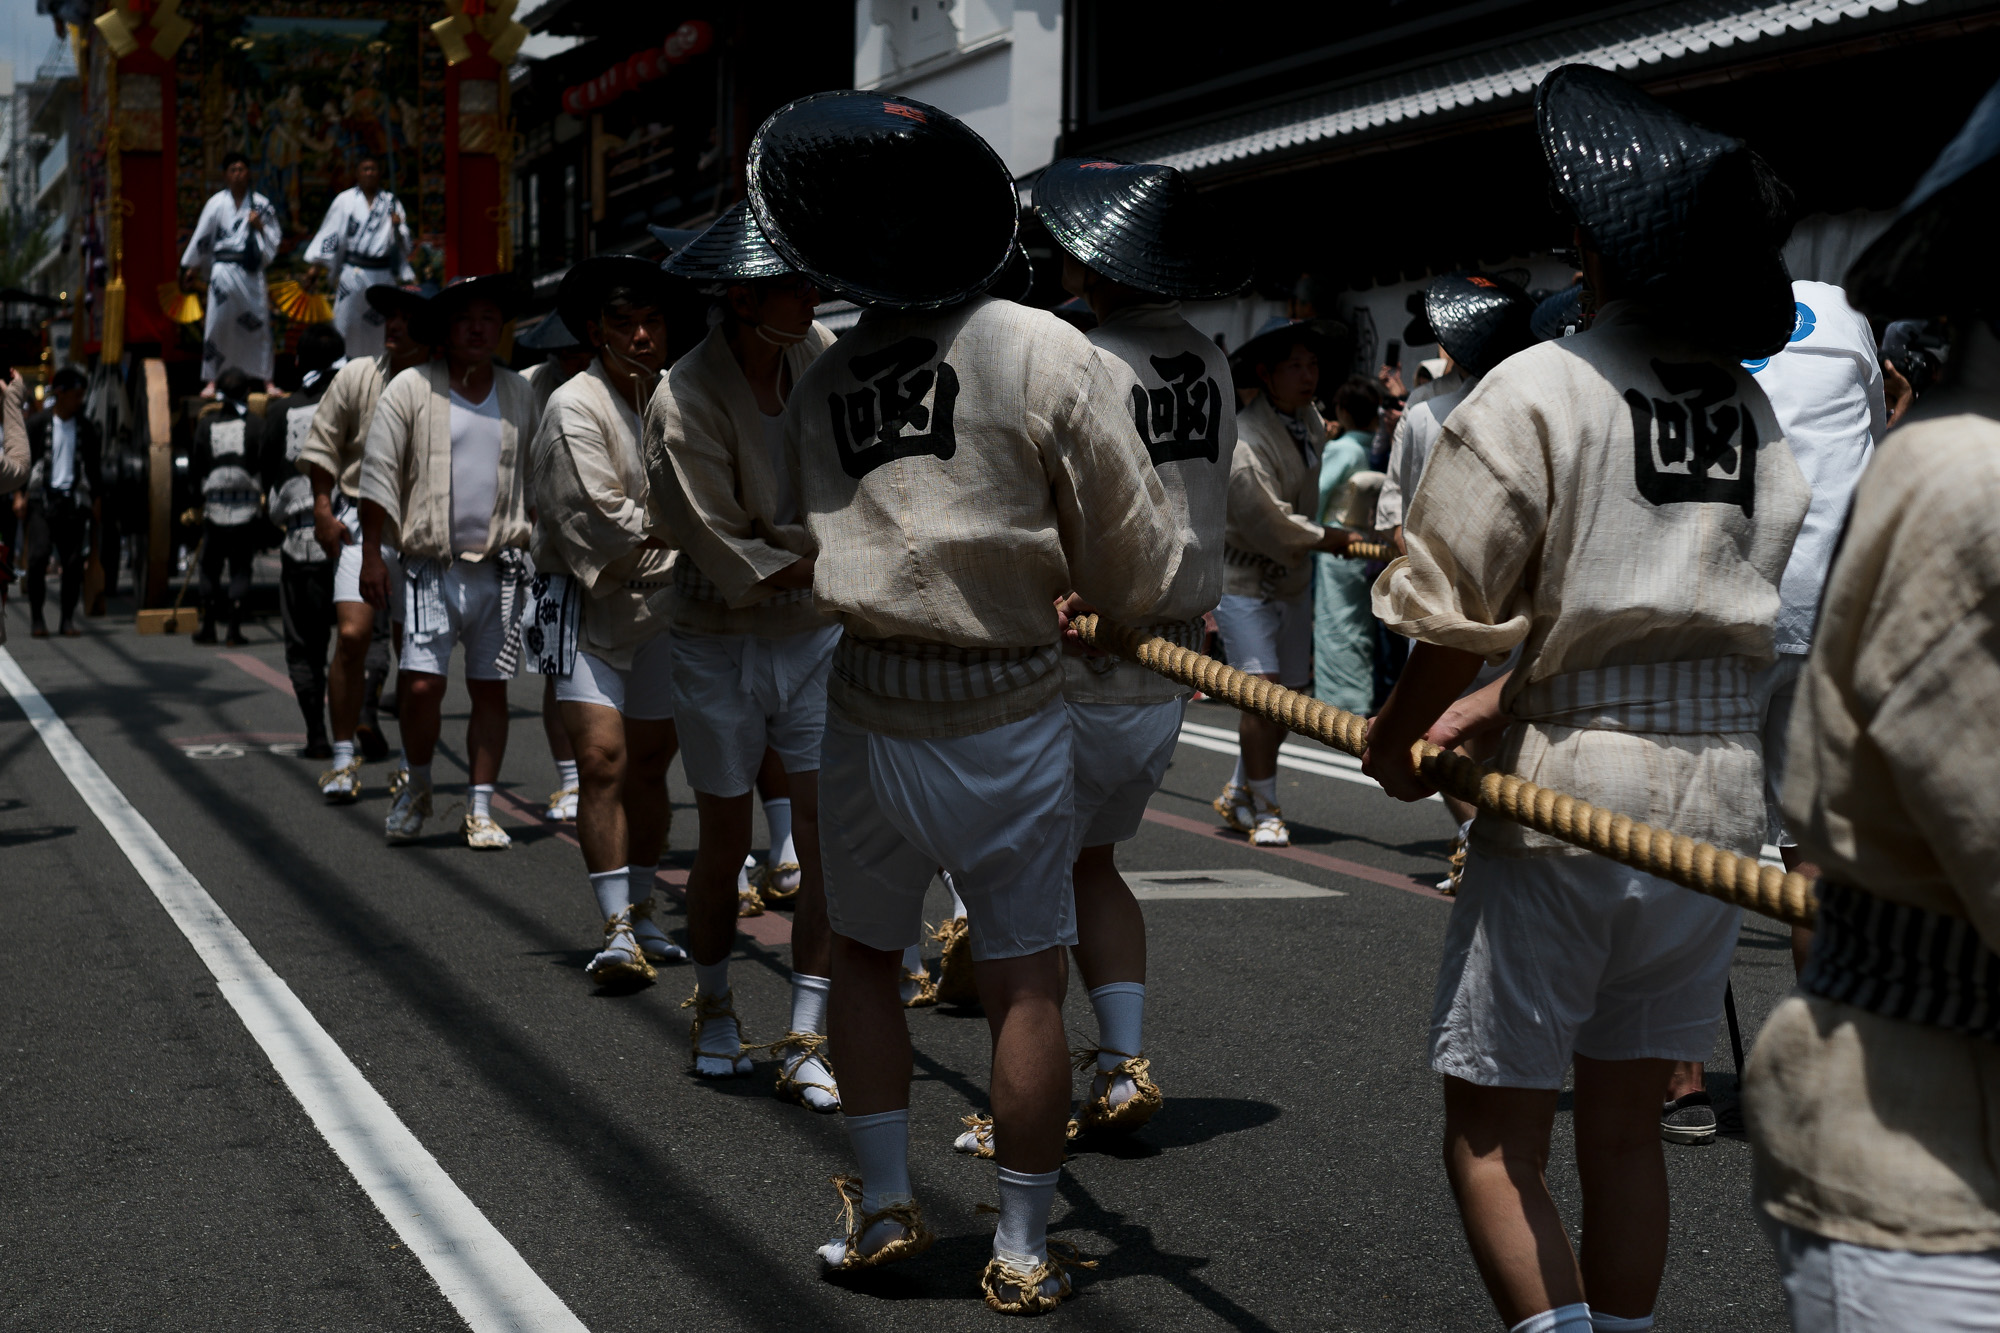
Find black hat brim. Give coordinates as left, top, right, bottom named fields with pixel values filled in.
left=1231, top=318, right=1353, bottom=382
left=514, top=313, right=581, bottom=351
left=364, top=284, right=430, bottom=329
left=426, top=273, right=530, bottom=342
left=749, top=91, right=1017, bottom=311
left=647, top=223, right=705, bottom=255
left=661, top=200, right=792, bottom=284
left=557, top=255, right=677, bottom=349
left=1035, top=157, right=1247, bottom=301
left=986, top=241, right=1034, bottom=302
left=1424, top=275, right=1538, bottom=379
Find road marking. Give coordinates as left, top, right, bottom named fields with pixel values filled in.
left=1141, top=807, right=1452, bottom=901
left=1129, top=868, right=1344, bottom=900
left=0, top=647, right=589, bottom=1333
left=1178, top=718, right=1443, bottom=803
left=220, top=650, right=297, bottom=696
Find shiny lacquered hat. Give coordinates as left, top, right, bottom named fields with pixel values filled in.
left=1536, top=63, right=1793, bottom=359
left=660, top=199, right=792, bottom=284
left=423, top=271, right=531, bottom=342
left=1230, top=316, right=1353, bottom=387
left=1423, top=273, right=1537, bottom=378
left=1034, top=157, right=1247, bottom=300
left=1846, top=74, right=2000, bottom=317
left=749, top=91, right=1017, bottom=311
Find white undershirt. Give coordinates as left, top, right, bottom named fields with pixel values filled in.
left=762, top=411, right=796, bottom=526
left=49, top=413, right=76, bottom=492
left=449, top=384, right=503, bottom=555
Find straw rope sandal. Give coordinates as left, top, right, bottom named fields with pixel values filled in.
left=930, top=916, right=977, bottom=1005
left=1437, top=834, right=1468, bottom=896
left=816, top=1174, right=935, bottom=1272
left=902, top=967, right=939, bottom=1008
left=953, top=1113, right=1080, bottom=1158
left=754, top=860, right=801, bottom=905
left=1073, top=1047, right=1163, bottom=1133
left=764, top=1031, right=840, bottom=1113
left=680, top=990, right=753, bottom=1076
left=584, top=908, right=658, bottom=988
left=979, top=1241, right=1097, bottom=1315
left=737, top=856, right=766, bottom=917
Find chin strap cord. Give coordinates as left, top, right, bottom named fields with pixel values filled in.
left=1071, top=613, right=1816, bottom=929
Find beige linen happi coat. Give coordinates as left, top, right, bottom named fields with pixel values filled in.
left=1066, top=301, right=1234, bottom=706
left=788, top=295, right=1183, bottom=738
left=357, top=360, right=539, bottom=563
left=1374, top=300, right=1809, bottom=858
left=644, top=321, right=835, bottom=638
left=527, top=360, right=675, bottom=667
left=1747, top=357, right=2000, bottom=1254
left=295, top=353, right=395, bottom=498
left=1225, top=393, right=1327, bottom=599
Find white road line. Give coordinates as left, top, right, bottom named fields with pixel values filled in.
left=0, top=648, right=587, bottom=1333
left=1178, top=718, right=1443, bottom=803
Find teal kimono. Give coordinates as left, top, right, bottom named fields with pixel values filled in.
left=1312, top=428, right=1375, bottom=711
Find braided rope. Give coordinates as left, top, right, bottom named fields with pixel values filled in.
left=1336, top=539, right=1398, bottom=562
left=1073, top=615, right=1816, bottom=929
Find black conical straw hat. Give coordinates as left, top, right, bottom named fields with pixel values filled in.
left=557, top=254, right=675, bottom=345
left=661, top=199, right=792, bottom=283
left=1035, top=157, right=1246, bottom=301
left=1424, top=274, right=1537, bottom=378
left=749, top=91, right=1017, bottom=311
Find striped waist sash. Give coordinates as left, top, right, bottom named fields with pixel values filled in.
left=835, top=635, right=1059, bottom=704
left=1511, top=656, right=1762, bottom=734
left=1801, top=881, right=2000, bottom=1043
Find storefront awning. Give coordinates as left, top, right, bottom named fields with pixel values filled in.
left=1112, top=0, right=1954, bottom=176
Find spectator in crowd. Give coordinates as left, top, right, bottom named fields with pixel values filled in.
left=16, top=366, right=97, bottom=638
left=189, top=368, right=267, bottom=646
left=267, top=324, right=348, bottom=756
left=1312, top=374, right=1380, bottom=712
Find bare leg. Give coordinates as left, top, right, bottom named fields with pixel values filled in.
left=1441, top=1076, right=1580, bottom=1326
left=464, top=678, right=510, bottom=786
left=562, top=700, right=627, bottom=874
left=976, top=948, right=1071, bottom=1175
left=623, top=718, right=678, bottom=867
left=1574, top=1056, right=1674, bottom=1319
left=542, top=676, right=576, bottom=766
left=756, top=747, right=788, bottom=801
left=787, top=770, right=831, bottom=978
left=1069, top=842, right=1145, bottom=988
left=687, top=791, right=754, bottom=966
left=829, top=933, right=910, bottom=1114
left=1666, top=1060, right=1705, bottom=1099
left=1237, top=677, right=1287, bottom=782
left=328, top=602, right=373, bottom=743
left=397, top=670, right=447, bottom=766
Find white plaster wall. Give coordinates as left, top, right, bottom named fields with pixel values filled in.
left=1004, top=0, right=1063, bottom=178
left=894, top=43, right=1013, bottom=162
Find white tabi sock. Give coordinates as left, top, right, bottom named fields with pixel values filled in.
left=331, top=740, right=355, bottom=768
left=695, top=958, right=730, bottom=999
left=899, top=943, right=928, bottom=1002
left=942, top=870, right=967, bottom=920
left=1590, top=1314, right=1653, bottom=1332
left=1088, top=982, right=1145, bottom=1065
left=690, top=958, right=744, bottom=1073
left=1511, top=1304, right=1593, bottom=1333
left=556, top=758, right=579, bottom=789
left=405, top=761, right=431, bottom=790
left=784, top=973, right=838, bottom=1111
left=469, top=784, right=495, bottom=820
left=993, top=1165, right=1061, bottom=1267
left=763, top=797, right=793, bottom=865
left=1230, top=754, right=1248, bottom=789
left=1456, top=818, right=1474, bottom=843
left=791, top=972, right=831, bottom=1034
left=589, top=870, right=628, bottom=919
left=845, top=1108, right=912, bottom=1213
left=1246, top=775, right=1278, bottom=808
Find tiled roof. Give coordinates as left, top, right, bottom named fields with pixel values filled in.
left=1115, top=0, right=1940, bottom=173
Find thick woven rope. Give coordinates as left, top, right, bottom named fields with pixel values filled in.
left=1073, top=615, right=1816, bottom=928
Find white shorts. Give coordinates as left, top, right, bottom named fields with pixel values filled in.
left=1429, top=850, right=1741, bottom=1088
left=1212, top=591, right=1313, bottom=686
left=331, top=505, right=406, bottom=620
left=1758, top=653, right=1806, bottom=849
left=670, top=625, right=839, bottom=797
left=820, top=698, right=1076, bottom=962
left=398, top=560, right=512, bottom=681
left=555, top=634, right=676, bottom=721
left=1068, top=697, right=1184, bottom=849
left=1773, top=1222, right=2000, bottom=1332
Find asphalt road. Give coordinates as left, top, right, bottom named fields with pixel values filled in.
left=0, top=598, right=1796, bottom=1332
